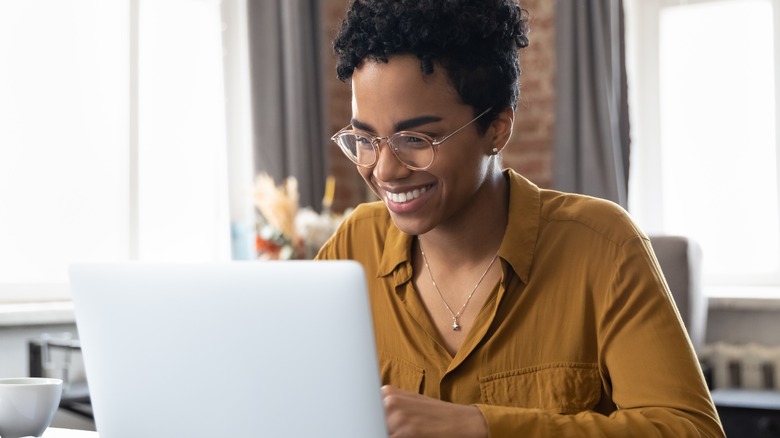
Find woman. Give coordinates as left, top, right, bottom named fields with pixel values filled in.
left=316, top=0, right=724, bottom=436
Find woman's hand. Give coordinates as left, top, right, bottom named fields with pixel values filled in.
left=381, top=385, right=488, bottom=438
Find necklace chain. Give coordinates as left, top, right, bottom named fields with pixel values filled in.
left=418, top=238, right=499, bottom=332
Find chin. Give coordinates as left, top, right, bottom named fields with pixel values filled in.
left=387, top=212, right=431, bottom=237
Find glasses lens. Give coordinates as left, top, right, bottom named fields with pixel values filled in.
left=335, top=132, right=377, bottom=166
left=390, top=134, right=434, bottom=169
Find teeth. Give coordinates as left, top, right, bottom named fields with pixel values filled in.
left=388, top=186, right=428, bottom=203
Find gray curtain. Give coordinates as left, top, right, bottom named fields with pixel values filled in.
left=246, top=0, right=326, bottom=210
left=553, top=0, right=630, bottom=207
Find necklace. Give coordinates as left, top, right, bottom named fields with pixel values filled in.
left=418, top=238, right=499, bottom=332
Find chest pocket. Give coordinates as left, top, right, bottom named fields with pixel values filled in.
left=378, top=351, right=425, bottom=394
left=479, top=362, right=601, bottom=414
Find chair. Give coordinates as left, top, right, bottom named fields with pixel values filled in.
left=648, top=235, right=707, bottom=351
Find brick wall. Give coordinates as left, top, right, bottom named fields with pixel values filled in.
left=320, top=0, right=555, bottom=212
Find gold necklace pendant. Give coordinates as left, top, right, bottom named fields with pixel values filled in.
left=452, top=317, right=461, bottom=331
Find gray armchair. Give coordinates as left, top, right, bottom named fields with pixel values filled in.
left=648, top=235, right=707, bottom=351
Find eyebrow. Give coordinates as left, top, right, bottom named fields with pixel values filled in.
left=350, top=115, right=443, bottom=133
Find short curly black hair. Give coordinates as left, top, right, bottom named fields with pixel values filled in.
left=333, top=0, right=529, bottom=130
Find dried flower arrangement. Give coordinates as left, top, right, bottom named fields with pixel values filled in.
left=253, top=173, right=347, bottom=259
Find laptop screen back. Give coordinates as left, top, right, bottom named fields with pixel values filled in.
left=69, top=261, right=387, bottom=438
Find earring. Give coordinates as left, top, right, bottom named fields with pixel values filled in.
left=491, top=148, right=499, bottom=155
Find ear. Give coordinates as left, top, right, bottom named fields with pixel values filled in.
left=487, top=107, right=514, bottom=154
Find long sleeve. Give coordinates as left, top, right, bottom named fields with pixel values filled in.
left=474, top=236, right=723, bottom=437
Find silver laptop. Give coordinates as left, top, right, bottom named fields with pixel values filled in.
left=69, top=261, right=387, bottom=438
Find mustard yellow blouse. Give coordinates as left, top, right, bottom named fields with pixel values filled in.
left=316, top=169, right=724, bottom=437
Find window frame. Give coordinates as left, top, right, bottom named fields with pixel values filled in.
left=0, top=0, right=247, bottom=306
left=625, top=0, right=780, bottom=294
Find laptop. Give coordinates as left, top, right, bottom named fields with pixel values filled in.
left=69, top=261, right=387, bottom=438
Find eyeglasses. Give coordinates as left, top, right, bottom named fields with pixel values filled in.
left=330, top=107, right=492, bottom=171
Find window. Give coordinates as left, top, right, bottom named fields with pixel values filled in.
left=626, top=0, right=780, bottom=295
left=0, top=0, right=234, bottom=304
left=136, top=0, right=232, bottom=261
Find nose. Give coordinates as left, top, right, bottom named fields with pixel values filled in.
left=372, top=138, right=411, bottom=181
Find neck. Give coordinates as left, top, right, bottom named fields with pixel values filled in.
left=418, top=170, right=508, bottom=267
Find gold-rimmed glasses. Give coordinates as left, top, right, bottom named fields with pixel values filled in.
left=330, top=107, right=492, bottom=171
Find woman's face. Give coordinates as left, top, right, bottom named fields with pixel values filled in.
left=350, top=55, right=503, bottom=236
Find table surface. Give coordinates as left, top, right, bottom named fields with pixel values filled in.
left=43, top=427, right=99, bottom=438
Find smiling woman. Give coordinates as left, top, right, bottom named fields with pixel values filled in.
left=0, top=0, right=232, bottom=305
left=316, top=0, right=724, bottom=436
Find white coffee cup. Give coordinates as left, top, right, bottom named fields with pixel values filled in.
left=0, top=377, right=63, bottom=438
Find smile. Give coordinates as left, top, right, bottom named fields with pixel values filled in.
left=386, top=185, right=430, bottom=204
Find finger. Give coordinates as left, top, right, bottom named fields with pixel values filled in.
left=382, top=385, right=404, bottom=411
left=381, top=386, right=403, bottom=437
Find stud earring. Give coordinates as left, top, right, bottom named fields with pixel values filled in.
left=491, top=148, right=499, bottom=155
